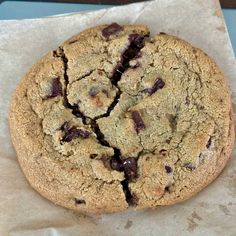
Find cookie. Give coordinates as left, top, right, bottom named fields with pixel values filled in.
left=9, top=23, right=234, bottom=214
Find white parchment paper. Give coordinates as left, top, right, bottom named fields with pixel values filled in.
left=0, top=0, right=236, bottom=235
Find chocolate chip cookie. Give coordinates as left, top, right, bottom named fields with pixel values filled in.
left=9, top=23, right=235, bottom=214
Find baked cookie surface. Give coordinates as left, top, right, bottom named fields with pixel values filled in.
left=9, top=23, right=234, bottom=214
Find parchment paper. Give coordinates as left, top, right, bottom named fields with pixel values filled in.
left=0, top=0, right=236, bottom=235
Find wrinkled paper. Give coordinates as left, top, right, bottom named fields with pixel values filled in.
left=0, top=0, right=236, bottom=235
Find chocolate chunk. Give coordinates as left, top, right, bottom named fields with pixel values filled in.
left=110, top=158, right=123, bottom=172
left=131, top=111, right=145, bottom=133
left=110, top=33, right=145, bottom=85
left=74, top=198, right=86, bottom=204
left=206, top=137, right=212, bottom=149
left=89, top=87, right=98, bottom=97
left=122, top=34, right=144, bottom=60
left=183, top=162, right=195, bottom=170
left=110, top=156, right=138, bottom=181
left=143, top=78, right=165, bottom=95
left=114, top=65, right=123, bottom=74
left=62, top=126, right=90, bottom=142
left=60, top=121, right=69, bottom=132
left=129, top=34, right=144, bottom=48
left=109, top=148, right=123, bottom=171
left=122, top=157, right=138, bottom=181
left=47, top=77, right=62, bottom=98
left=134, top=51, right=142, bottom=59
left=165, top=165, right=172, bottom=174
left=102, top=23, right=123, bottom=39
